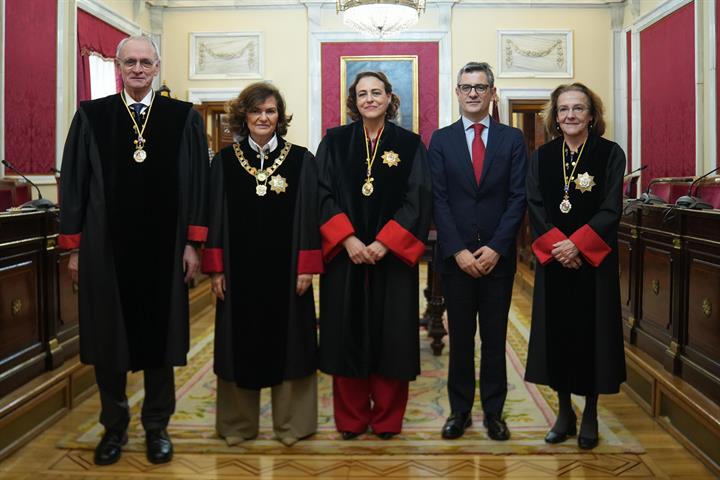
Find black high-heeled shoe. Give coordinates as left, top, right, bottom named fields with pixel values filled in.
left=544, top=422, right=577, bottom=444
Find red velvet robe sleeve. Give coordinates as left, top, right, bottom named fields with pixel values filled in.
left=294, top=151, right=324, bottom=274
left=202, top=152, right=225, bottom=274
left=58, top=111, right=92, bottom=250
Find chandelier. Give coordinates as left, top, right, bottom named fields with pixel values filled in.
left=336, top=0, right=426, bottom=38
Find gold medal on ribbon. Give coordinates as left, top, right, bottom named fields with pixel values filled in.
left=362, top=180, right=374, bottom=197
left=233, top=142, right=292, bottom=197
left=256, top=185, right=268, bottom=196
left=133, top=148, right=147, bottom=163
left=574, top=172, right=596, bottom=193
left=382, top=150, right=400, bottom=167
left=362, top=126, right=384, bottom=197
left=559, top=197, right=572, bottom=213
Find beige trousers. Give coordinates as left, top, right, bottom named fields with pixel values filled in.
left=215, top=374, right=317, bottom=444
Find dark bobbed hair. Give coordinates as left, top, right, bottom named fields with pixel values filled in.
left=542, top=82, right=606, bottom=139
left=345, top=71, right=400, bottom=122
left=227, top=82, right=293, bottom=137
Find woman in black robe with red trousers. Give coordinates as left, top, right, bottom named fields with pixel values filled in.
left=525, top=83, right=626, bottom=450
left=202, top=82, right=322, bottom=447
left=310, top=71, right=432, bottom=440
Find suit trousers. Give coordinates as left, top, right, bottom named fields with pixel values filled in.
left=443, top=272, right=514, bottom=416
left=332, top=374, right=409, bottom=434
left=215, top=374, right=318, bottom=443
left=94, top=366, right=175, bottom=433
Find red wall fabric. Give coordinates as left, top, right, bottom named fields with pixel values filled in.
left=4, top=0, right=57, bottom=174
left=639, top=2, right=696, bottom=192
left=626, top=30, right=632, bottom=173
left=321, top=42, right=439, bottom=146
left=77, top=9, right=128, bottom=103
left=717, top=0, right=719, bottom=166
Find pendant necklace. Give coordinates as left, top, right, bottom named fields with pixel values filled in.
left=362, top=125, right=384, bottom=197
left=121, top=91, right=155, bottom=163
left=559, top=138, right=587, bottom=214
left=233, top=141, right=292, bottom=196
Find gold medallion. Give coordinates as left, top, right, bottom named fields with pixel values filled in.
left=362, top=180, right=374, bottom=197
left=574, top=172, right=596, bottom=193
left=382, top=150, right=400, bottom=167
left=256, top=185, right=268, bottom=196
left=559, top=197, right=572, bottom=214
left=269, top=175, right=288, bottom=194
left=133, top=149, right=147, bottom=163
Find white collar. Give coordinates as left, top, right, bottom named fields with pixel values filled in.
left=124, top=89, right=153, bottom=107
left=248, top=134, right=278, bottom=154
left=462, top=114, right=490, bottom=131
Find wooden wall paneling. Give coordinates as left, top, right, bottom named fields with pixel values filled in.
left=619, top=207, right=640, bottom=342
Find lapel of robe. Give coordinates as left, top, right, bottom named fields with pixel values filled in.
left=479, top=117, right=502, bottom=190
left=450, top=119, right=478, bottom=192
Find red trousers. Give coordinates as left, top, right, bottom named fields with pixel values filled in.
left=332, top=374, right=409, bottom=434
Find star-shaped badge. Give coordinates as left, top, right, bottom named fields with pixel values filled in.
left=270, top=174, right=288, bottom=194
left=574, top=172, right=596, bottom=193
left=382, top=150, right=401, bottom=167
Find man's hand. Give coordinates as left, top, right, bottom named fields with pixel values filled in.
left=551, top=239, right=582, bottom=269
left=211, top=273, right=226, bottom=300
left=68, top=251, right=79, bottom=283
left=296, top=274, right=312, bottom=295
left=366, top=240, right=389, bottom=263
left=455, top=249, right=483, bottom=278
left=183, top=244, right=200, bottom=283
left=343, top=235, right=373, bottom=264
left=474, top=245, right=500, bottom=275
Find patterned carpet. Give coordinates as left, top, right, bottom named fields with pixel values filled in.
left=58, top=299, right=642, bottom=456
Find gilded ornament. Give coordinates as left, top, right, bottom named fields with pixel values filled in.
left=574, top=172, right=595, bottom=193
left=382, top=150, right=401, bottom=167
left=269, top=175, right=288, bottom=194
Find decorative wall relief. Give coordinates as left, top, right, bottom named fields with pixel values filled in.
left=497, top=30, right=573, bottom=78
left=189, top=32, right=263, bottom=79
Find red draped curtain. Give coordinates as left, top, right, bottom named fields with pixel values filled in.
left=77, top=9, right=128, bottom=104
left=639, top=2, right=696, bottom=192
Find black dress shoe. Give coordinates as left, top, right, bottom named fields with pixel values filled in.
left=146, top=428, right=173, bottom=464
left=483, top=414, right=510, bottom=441
left=578, top=435, right=599, bottom=450
left=544, top=423, right=577, bottom=444
left=376, top=432, right=396, bottom=440
left=94, top=429, right=128, bottom=466
left=441, top=412, right=472, bottom=439
left=341, top=431, right=360, bottom=440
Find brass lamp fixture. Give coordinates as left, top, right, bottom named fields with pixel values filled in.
left=336, top=0, right=426, bottom=38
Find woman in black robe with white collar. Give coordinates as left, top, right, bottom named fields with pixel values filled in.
left=525, top=83, right=626, bottom=450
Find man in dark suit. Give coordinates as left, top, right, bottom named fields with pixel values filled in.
left=428, top=62, right=527, bottom=440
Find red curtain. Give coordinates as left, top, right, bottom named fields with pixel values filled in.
left=4, top=0, right=57, bottom=174
left=639, top=2, right=695, bottom=192
left=77, top=9, right=128, bottom=104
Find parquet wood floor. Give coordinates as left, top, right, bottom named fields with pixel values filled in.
left=0, top=289, right=716, bottom=479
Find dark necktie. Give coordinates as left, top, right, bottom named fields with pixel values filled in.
left=472, top=123, right=486, bottom=184
left=131, top=103, right=144, bottom=124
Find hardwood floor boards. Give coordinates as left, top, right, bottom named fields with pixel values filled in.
left=0, top=290, right=716, bottom=478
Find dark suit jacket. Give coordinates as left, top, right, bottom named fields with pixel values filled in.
left=428, top=117, right=528, bottom=276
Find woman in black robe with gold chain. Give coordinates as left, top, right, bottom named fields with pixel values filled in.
left=524, top=83, right=626, bottom=450
left=312, top=72, right=432, bottom=439
left=202, top=82, right=322, bottom=447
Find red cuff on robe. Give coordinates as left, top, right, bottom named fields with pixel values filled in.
left=531, top=227, right=567, bottom=265
left=569, top=224, right=612, bottom=267
left=58, top=233, right=81, bottom=250
left=187, top=225, right=208, bottom=243
left=298, top=249, right=324, bottom=274
left=376, top=220, right=426, bottom=267
left=202, top=248, right=223, bottom=273
left=320, top=213, right=355, bottom=262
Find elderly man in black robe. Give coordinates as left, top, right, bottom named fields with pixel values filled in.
left=58, top=35, right=208, bottom=466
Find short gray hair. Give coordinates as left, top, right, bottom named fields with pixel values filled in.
left=456, top=62, right=494, bottom=88
left=115, top=35, right=161, bottom=62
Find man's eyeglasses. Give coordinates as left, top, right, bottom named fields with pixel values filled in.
left=457, top=84, right=490, bottom=95
left=119, top=58, right=157, bottom=70
left=557, top=105, right=589, bottom=116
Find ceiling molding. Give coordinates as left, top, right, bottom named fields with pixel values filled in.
left=78, top=0, right=142, bottom=35
left=146, top=0, right=624, bottom=9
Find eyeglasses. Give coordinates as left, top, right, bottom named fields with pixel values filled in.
left=557, top=105, right=589, bottom=116
left=457, top=84, right=490, bottom=95
left=119, top=58, right=157, bottom=70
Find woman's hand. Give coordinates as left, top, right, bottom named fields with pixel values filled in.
left=183, top=245, right=200, bottom=283
left=551, top=239, right=582, bottom=269
left=343, top=235, right=372, bottom=264
left=366, top=241, right=388, bottom=263
left=68, top=251, right=79, bottom=283
left=211, top=273, right=226, bottom=300
left=296, top=274, right=312, bottom=295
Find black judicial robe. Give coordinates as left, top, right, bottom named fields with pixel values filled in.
left=59, top=93, right=209, bottom=372
left=312, top=121, right=432, bottom=381
left=203, top=138, right=320, bottom=390
left=524, top=135, right=626, bottom=395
